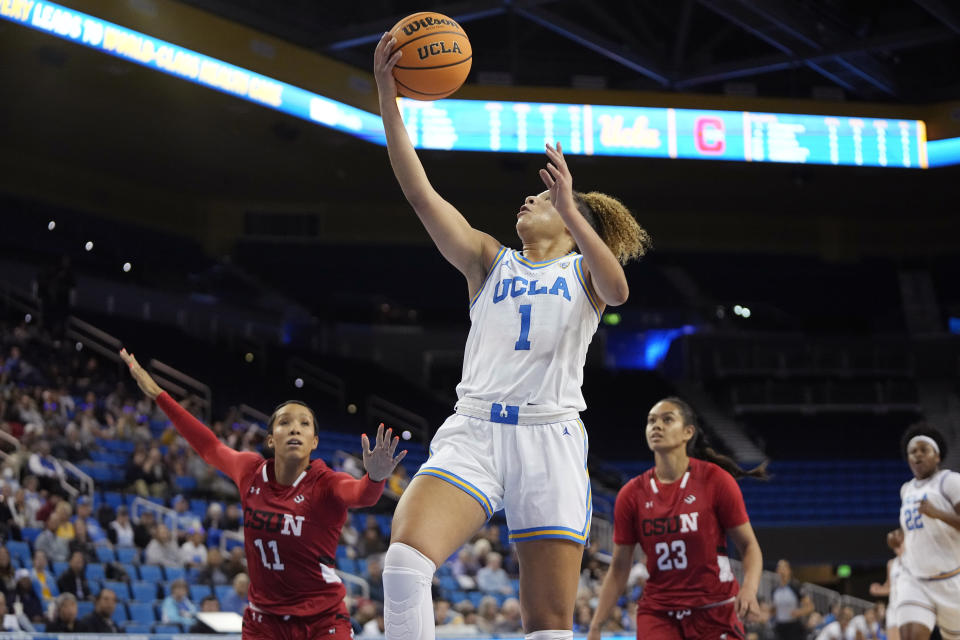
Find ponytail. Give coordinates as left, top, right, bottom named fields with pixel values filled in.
left=660, top=396, right=769, bottom=481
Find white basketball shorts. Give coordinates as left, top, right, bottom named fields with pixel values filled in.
left=895, top=567, right=960, bottom=639
left=413, top=398, right=592, bottom=544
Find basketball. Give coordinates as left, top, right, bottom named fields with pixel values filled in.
left=389, top=12, right=472, bottom=101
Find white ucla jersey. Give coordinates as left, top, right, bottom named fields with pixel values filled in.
left=456, top=247, right=601, bottom=412
left=899, top=469, right=960, bottom=578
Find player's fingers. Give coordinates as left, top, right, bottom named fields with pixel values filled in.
left=388, top=49, right=402, bottom=68
left=384, top=428, right=393, bottom=448
left=546, top=162, right=563, bottom=180
left=394, top=449, right=408, bottom=465
left=361, top=433, right=371, bottom=456
left=388, top=436, right=400, bottom=456
left=539, top=168, right=554, bottom=188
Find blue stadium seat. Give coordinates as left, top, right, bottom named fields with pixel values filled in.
left=131, top=582, right=157, bottom=602
left=21, top=527, right=42, bottom=544
left=112, top=604, right=128, bottom=624
left=6, top=541, right=30, bottom=565
left=96, top=547, right=116, bottom=563
left=116, top=547, right=139, bottom=564
left=77, top=601, right=94, bottom=618
left=103, top=491, right=125, bottom=509
left=336, top=546, right=349, bottom=560
left=174, top=476, right=198, bottom=492
left=103, top=580, right=130, bottom=600
left=190, top=584, right=212, bottom=601
left=33, top=623, right=45, bottom=632
left=138, top=565, right=163, bottom=582
left=163, top=567, right=185, bottom=582
left=127, top=602, right=157, bottom=624
left=120, top=563, right=139, bottom=581
left=154, top=624, right=182, bottom=633
left=52, top=561, right=69, bottom=576
left=339, top=558, right=356, bottom=574
left=124, top=623, right=152, bottom=633
left=86, top=563, right=106, bottom=582
left=214, top=585, right=233, bottom=604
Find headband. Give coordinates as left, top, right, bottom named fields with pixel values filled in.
left=908, top=435, right=940, bottom=455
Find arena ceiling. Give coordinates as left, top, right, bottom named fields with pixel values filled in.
left=181, top=0, right=960, bottom=102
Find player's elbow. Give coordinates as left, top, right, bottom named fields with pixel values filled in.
left=603, top=283, right=629, bottom=307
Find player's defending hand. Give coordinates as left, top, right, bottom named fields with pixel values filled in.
left=540, top=142, right=578, bottom=223
left=735, top=588, right=761, bottom=621
left=119, top=348, right=164, bottom=400
left=374, top=32, right=401, bottom=102
left=362, top=423, right=408, bottom=483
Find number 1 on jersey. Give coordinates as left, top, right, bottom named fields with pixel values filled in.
left=515, top=304, right=532, bottom=350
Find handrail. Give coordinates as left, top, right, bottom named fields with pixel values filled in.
left=150, top=359, right=212, bottom=423
left=334, top=570, right=370, bottom=599
left=59, top=459, right=94, bottom=502
left=131, top=496, right=181, bottom=536
left=366, top=395, right=429, bottom=443
left=0, top=430, right=21, bottom=451
left=65, top=315, right=123, bottom=365
left=238, top=404, right=269, bottom=433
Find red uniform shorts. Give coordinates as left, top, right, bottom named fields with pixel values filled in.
left=242, top=605, right=354, bottom=640
left=636, top=600, right=745, bottom=640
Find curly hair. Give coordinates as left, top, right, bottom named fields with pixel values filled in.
left=573, top=191, right=653, bottom=265
left=900, top=422, right=947, bottom=461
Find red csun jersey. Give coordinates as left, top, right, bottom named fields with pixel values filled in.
left=157, top=393, right=384, bottom=617
left=613, top=457, right=749, bottom=611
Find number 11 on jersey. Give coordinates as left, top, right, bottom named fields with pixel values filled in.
left=515, top=304, right=532, bottom=350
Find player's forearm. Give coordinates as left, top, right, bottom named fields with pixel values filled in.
left=155, top=392, right=234, bottom=472
left=561, top=209, right=628, bottom=306
left=739, top=539, right=763, bottom=600
left=379, top=96, right=437, bottom=208
left=588, top=565, right=630, bottom=632
left=333, top=474, right=386, bottom=508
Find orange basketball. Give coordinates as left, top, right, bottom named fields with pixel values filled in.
left=390, top=12, right=472, bottom=101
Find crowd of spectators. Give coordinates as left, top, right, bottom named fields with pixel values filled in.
left=0, top=318, right=889, bottom=637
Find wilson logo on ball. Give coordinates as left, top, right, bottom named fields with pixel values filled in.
left=400, top=15, right=462, bottom=36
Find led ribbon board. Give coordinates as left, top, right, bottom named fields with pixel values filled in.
left=1, top=1, right=932, bottom=168
left=398, top=99, right=928, bottom=168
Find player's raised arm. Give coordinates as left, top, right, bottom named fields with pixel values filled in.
left=120, top=348, right=260, bottom=485
left=328, top=424, right=407, bottom=508
left=373, top=33, right=500, bottom=288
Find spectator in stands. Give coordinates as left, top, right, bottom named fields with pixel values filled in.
left=388, top=465, right=409, bottom=496
left=354, top=599, right=380, bottom=636
left=220, top=572, right=249, bottom=615
left=223, top=503, right=242, bottom=529
left=847, top=605, right=881, bottom=640
left=145, top=523, right=182, bottom=567
left=125, top=447, right=149, bottom=496
left=476, top=551, right=512, bottom=595
left=196, top=547, right=228, bottom=586
left=73, top=496, right=106, bottom=542
left=188, top=595, right=221, bottom=634
left=30, top=549, right=56, bottom=602
left=476, top=595, right=499, bottom=633
left=574, top=602, right=596, bottom=633
left=141, top=446, right=170, bottom=497
left=107, top=505, right=135, bottom=547
left=161, top=578, right=197, bottom=626
left=69, top=517, right=98, bottom=564
left=47, top=592, right=81, bottom=633
left=77, top=588, right=120, bottom=633
left=52, top=425, right=86, bottom=464
left=0, top=485, right=19, bottom=542
left=0, top=547, right=16, bottom=594
left=772, top=560, right=814, bottom=640
left=358, top=517, right=387, bottom=558
left=365, top=554, right=384, bottom=603
left=180, top=526, right=208, bottom=568
left=816, top=606, right=854, bottom=640
left=0, top=590, right=27, bottom=632
left=495, top=597, right=523, bottom=633
left=202, top=502, right=225, bottom=531
left=451, top=547, right=478, bottom=590
left=222, top=546, right=246, bottom=580
left=132, top=509, right=155, bottom=548
left=34, top=492, right=62, bottom=524
left=340, top=512, right=360, bottom=554
left=434, top=598, right=462, bottom=626
left=19, top=476, right=42, bottom=526
left=27, top=441, right=66, bottom=495
left=57, top=551, right=91, bottom=601
left=11, top=569, right=43, bottom=622
left=169, top=494, right=197, bottom=532
left=54, top=501, right=75, bottom=540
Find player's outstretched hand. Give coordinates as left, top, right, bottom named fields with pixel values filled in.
left=540, top=142, right=578, bottom=221
left=735, top=589, right=761, bottom=621
left=362, top=423, right=408, bottom=482
left=119, top=348, right=164, bottom=400
left=374, top=32, right=402, bottom=102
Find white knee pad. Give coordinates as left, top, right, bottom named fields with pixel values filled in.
left=383, top=542, right=437, bottom=640
left=526, top=630, right=574, bottom=640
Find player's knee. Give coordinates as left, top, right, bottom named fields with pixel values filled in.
left=383, top=543, right=436, bottom=640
